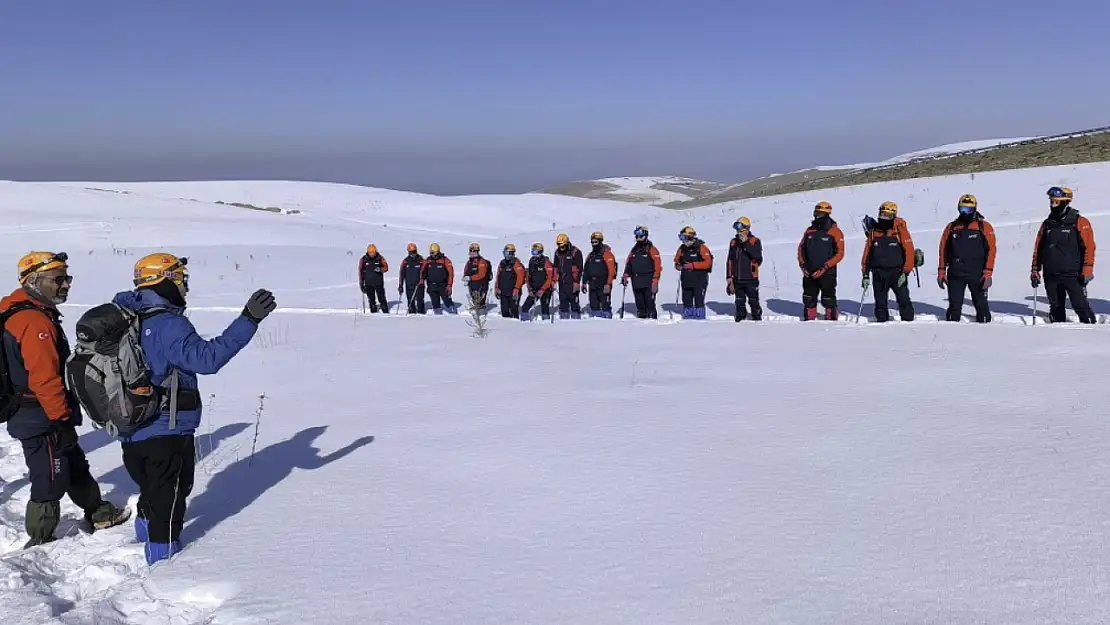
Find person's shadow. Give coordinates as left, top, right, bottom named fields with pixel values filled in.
left=184, top=426, right=373, bottom=543
left=94, top=422, right=251, bottom=504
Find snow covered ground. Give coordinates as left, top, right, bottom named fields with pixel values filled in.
left=2, top=162, right=1110, bottom=624
left=591, top=176, right=721, bottom=205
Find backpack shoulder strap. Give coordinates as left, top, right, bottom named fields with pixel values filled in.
left=1, top=301, right=43, bottom=322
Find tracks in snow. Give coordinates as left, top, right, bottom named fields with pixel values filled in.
left=0, top=434, right=229, bottom=625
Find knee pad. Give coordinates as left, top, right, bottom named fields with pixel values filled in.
left=821, top=296, right=838, bottom=309
left=802, top=295, right=817, bottom=308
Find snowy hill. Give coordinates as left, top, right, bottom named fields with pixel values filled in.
left=539, top=175, right=727, bottom=206
left=807, top=136, right=1041, bottom=172
left=3, top=164, right=1110, bottom=624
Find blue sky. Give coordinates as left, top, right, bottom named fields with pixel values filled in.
left=2, top=0, right=1107, bottom=194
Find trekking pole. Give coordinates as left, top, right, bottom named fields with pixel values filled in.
left=1032, top=283, right=1038, bottom=325
left=670, top=281, right=680, bottom=320
left=855, top=285, right=867, bottom=324
left=619, top=283, right=627, bottom=319
left=550, top=287, right=557, bottom=324
left=361, top=291, right=366, bottom=314
left=914, top=267, right=921, bottom=288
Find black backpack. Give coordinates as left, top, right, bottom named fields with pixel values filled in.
left=0, top=302, right=44, bottom=423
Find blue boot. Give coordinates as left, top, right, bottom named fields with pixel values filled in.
left=446, top=305, right=458, bottom=315
left=520, top=310, right=531, bottom=321
left=683, top=306, right=695, bottom=319
left=695, top=307, right=706, bottom=319
left=598, top=311, right=612, bottom=319
left=135, top=517, right=149, bottom=543
left=145, top=540, right=181, bottom=565
left=432, top=307, right=443, bottom=316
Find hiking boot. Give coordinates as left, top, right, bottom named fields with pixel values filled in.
left=23, top=535, right=58, bottom=549
left=85, top=501, right=132, bottom=532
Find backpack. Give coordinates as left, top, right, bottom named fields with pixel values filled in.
left=65, top=303, right=173, bottom=437
left=861, top=215, right=925, bottom=270
left=0, top=302, right=42, bottom=424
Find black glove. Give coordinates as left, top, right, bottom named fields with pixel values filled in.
left=51, top=422, right=79, bottom=452
left=243, top=289, right=277, bottom=324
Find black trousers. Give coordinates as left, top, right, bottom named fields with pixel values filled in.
left=499, top=293, right=520, bottom=318
left=122, top=435, right=196, bottom=544
left=1045, top=275, right=1095, bottom=323
left=802, top=273, right=837, bottom=311
left=946, top=276, right=990, bottom=322
left=587, top=282, right=612, bottom=313
left=427, top=283, right=455, bottom=310
left=632, top=287, right=657, bottom=319
left=403, top=284, right=426, bottom=314
left=731, top=281, right=762, bottom=320
left=521, top=290, right=553, bottom=316
left=362, top=284, right=388, bottom=312
left=23, top=430, right=101, bottom=507
left=871, top=268, right=914, bottom=322
left=681, top=283, right=707, bottom=308
left=558, top=282, right=581, bottom=313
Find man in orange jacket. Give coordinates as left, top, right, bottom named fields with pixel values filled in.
left=861, top=202, right=917, bottom=322
left=1, top=251, right=129, bottom=548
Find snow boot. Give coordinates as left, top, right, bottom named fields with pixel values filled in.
left=695, top=307, right=706, bottom=319
left=86, top=501, right=131, bottom=532
left=804, top=307, right=818, bottom=321
left=432, top=307, right=443, bottom=316
left=24, top=500, right=59, bottom=547
left=824, top=307, right=839, bottom=321
left=135, top=516, right=149, bottom=543
left=145, top=540, right=182, bottom=566
left=682, top=306, right=695, bottom=319
left=598, top=311, right=612, bottom=319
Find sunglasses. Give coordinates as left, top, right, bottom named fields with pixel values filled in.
left=50, top=275, right=73, bottom=286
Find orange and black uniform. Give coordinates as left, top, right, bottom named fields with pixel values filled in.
left=521, top=254, right=556, bottom=319
left=583, top=243, right=618, bottom=317
left=358, top=253, right=389, bottom=313
left=674, top=239, right=713, bottom=317
left=726, top=234, right=763, bottom=321
left=463, top=254, right=493, bottom=306
left=938, top=212, right=996, bottom=322
left=623, top=239, right=662, bottom=319
left=421, top=252, right=456, bottom=313
left=798, top=216, right=845, bottom=320
left=495, top=256, right=527, bottom=318
left=553, top=244, right=584, bottom=317
left=1032, top=205, right=1096, bottom=323
left=398, top=252, right=426, bottom=314
left=1, top=289, right=107, bottom=534
left=862, top=217, right=916, bottom=322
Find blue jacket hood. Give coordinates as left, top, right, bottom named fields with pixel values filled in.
left=112, top=288, right=185, bottom=314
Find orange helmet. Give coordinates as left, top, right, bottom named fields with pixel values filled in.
left=18, top=251, right=68, bottom=286
left=133, top=252, right=189, bottom=294
left=406, top=243, right=417, bottom=253
left=814, top=201, right=832, bottom=214
left=366, top=244, right=377, bottom=255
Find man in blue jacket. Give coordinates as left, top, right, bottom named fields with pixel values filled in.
left=111, top=252, right=276, bottom=565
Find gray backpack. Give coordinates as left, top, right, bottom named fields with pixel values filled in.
left=66, top=303, right=178, bottom=438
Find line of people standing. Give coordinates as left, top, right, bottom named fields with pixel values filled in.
left=357, top=185, right=1096, bottom=324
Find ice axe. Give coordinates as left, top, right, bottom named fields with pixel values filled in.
left=913, top=248, right=924, bottom=288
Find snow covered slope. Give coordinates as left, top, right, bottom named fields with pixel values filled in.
left=810, top=136, right=1042, bottom=171
left=540, top=176, right=727, bottom=206
left=2, top=164, right=1110, bottom=624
